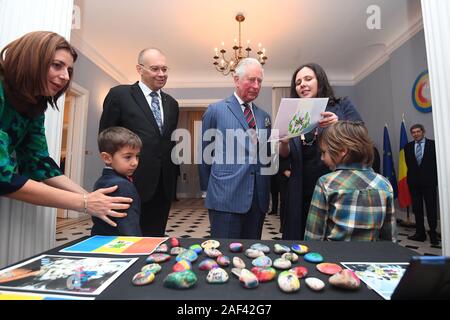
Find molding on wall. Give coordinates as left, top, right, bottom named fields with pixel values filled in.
left=178, top=99, right=221, bottom=107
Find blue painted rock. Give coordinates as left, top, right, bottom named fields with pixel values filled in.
left=329, top=269, right=361, bottom=290
left=305, top=277, right=325, bottom=291
left=198, top=258, right=219, bottom=271
left=172, top=259, right=192, bottom=272
left=281, top=252, right=299, bottom=263
left=304, top=252, right=324, bottom=263
left=245, top=248, right=265, bottom=259
left=189, top=244, right=203, bottom=255
left=232, top=256, right=246, bottom=269
left=201, top=239, right=220, bottom=250
left=250, top=243, right=270, bottom=253
left=316, top=263, right=342, bottom=275
left=252, top=256, right=272, bottom=268
left=216, top=255, right=231, bottom=267
left=289, top=266, right=308, bottom=278
left=277, top=271, right=300, bottom=293
left=176, top=249, right=198, bottom=263
left=239, top=269, right=259, bottom=289
left=146, top=253, right=171, bottom=264
left=163, top=270, right=197, bottom=289
left=155, top=243, right=168, bottom=253
left=170, top=246, right=186, bottom=256
left=170, top=237, right=179, bottom=247
left=251, top=267, right=277, bottom=282
left=206, top=267, right=229, bottom=284
left=132, top=271, right=155, bottom=286
left=274, top=244, right=291, bottom=254
left=204, top=248, right=222, bottom=258
left=291, top=244, right=309, bottom=255
left=141, top=263, right=162, bottom=274
left=273, top=258, right=292, bottom=270
left=229, top=242, right=243, bottom=253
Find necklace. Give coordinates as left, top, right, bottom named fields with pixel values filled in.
left=301, top=129, right=318, bottom=146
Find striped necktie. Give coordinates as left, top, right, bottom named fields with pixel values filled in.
left=415, top=141, right=423, bottom=165
left=149, top=91, right=163, bottom=133
left=243, top=103, right=256, bottom=129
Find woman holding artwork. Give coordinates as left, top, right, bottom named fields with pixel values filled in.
left=279, top=63, right=362, bottom=240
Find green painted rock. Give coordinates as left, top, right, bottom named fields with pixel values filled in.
left=163, top=270, right=198, bottom=289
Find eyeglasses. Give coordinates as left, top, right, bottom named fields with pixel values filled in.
left=139, top=64, right=169, bottom=74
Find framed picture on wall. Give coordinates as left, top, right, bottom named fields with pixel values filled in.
left=411, top=70, right=432, bottom=113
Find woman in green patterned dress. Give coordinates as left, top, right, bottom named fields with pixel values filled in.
left=0, top=31, right=131, bottom=227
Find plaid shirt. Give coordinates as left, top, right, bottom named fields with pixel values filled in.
left=304, top=164, right=396, bottom=242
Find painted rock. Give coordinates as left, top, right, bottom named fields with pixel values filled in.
left=316, top=263, right=342, bottom=275
left=252, top=256, right=272, bottom=268
left=204, top=248, right=222, bottom=258
left=273, top=258, right=292, bottom=270
left=289, top=266, right=308, bottom=278
left=189, top=244, right=203, bottom=255
left=232, top=257, right=246, bottom=269
left=216, top=255, right=231, bottom=267
left=291, top=244, right=309, bottom=255
left=231, top=268, right=243, bottom=278
left=251, top=267, right=277, bottom=282
left=274, top=244, right=291, bottom=254
left=201, top=239, right=220, bottom=250
left=245, top=248, right=265, bottom=259
left=155, top=243, right=168, bottom=253
left=250, top=243, right=270, bottom=253
left=170, top=237, right=180, bottom=247
left=206, top=267, right=229, bottom=284
left=305, top=277, right=325, bottom=291
left=198, top=258, right=219, bottom=271
left=146, top=253, right=171, bottom=264
left=172, top=259, right=192, bottom=272
left=170, top=246, right=186, bottom=256
left=239, top=269, right=259, bottom=289
left=277, top=271, right=300, bottom=293
left=132, top=271, right=155, bottom=286
left=229, top=242, right=243, bottom=253
left=304, top=252, right=324, bottom=263
left=329, top=269, right=361, bottom=290
left=163, top=270, right=197, bottom=289
left=176, top=249, right=198, bottom=263
left=281, top=252, right=299, bottom=263
left=141, top=263, right=162, bottom=274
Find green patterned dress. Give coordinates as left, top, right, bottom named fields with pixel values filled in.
left=0, top=80, right=62, bottom=195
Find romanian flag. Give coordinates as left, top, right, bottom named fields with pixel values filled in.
left=397, top=121, right=412, bottom=208
left=383, top=125, right=398, bottom=198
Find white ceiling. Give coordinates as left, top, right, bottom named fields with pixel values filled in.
left=72, top=0, right=423, bottom=87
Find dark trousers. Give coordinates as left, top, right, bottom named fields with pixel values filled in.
left=140, top=175, right=172, bottom=237
left=208, top=188, right=265, bottom=239
left=278, top=177, right=289, bottom=232
left=410, top=185, right=438, bottom=235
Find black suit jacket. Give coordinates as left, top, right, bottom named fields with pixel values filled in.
left=404, top=138, right=438, bottom=187
left=99, top=82, right=179, bottom=202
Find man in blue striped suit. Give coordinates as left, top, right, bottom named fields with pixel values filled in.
left=199, top=58, right=272, bottom=239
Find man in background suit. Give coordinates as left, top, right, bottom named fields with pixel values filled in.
left=404, top=124, right=439, bottom=245
left=199, top=58, right=272, bottom=239
left=99, top=48, right=179, bottom=236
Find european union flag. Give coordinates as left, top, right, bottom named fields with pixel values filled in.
left=383, top=125, right=398, bottom=198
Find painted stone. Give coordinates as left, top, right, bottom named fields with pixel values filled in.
left=173, top=259, right=192, bottom=272
left=273, top=258, right=292, bottom=270
left=251, top=267, right=276, bottom=282
left=206, top=267, right=229, bottom=284
left=141, top=263, right=162, bottom=274
left=277, top=271, right=300, bottom=293
left=189, top=244, right=203, bottom=255
left=250, top=243, right=270, bottom=253
left=163, top=270, right=197, bottom=289
left=170, top=246, right=186, bottom=256
left=281, top=252, right=299, bottom=263
left=316, top=263, right=342, bottom=275
left=252, top=256, right=272, bottom=268
left=329, top=269, right=361, bottom=290
left=201, top=239, right=220, bottom=250
left=146, top=253, right=171, bottom=264
left=155, top=243, right=168, bottom=253
left=170, top=237, right=180, bottom=247
left=232, top=256, right=246, bottom=269
left=239, top=269, right=259, bottom=289
left=245, top=248, right=265, bottom=259
left=231, top=268, right=243, bottom=278
left=305, top=277, right=325, bottom=291
left=289, top=266, right=308, bottom=278
left=216, top=255, right=231, bottom=267
left=132, top=271, right=155, bottom=286
left=198, top=258, right=219, bottom=271
left=274, top=244, right=291, bottom=254
left=304, top=252, right=324, bottom=263
left=176, top=249, right=198, bottom=263
left=204, top=248, right=222, bottom=258
left=291, top=244, right=309, bottom=255
left=229, top=242, right=243, bottom=253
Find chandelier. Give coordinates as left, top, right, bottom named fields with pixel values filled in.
left=213, top=13, right=268, bottom=75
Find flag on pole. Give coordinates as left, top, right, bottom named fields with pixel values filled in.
left=383, top=125, right=398, bottom=198
left=397, top=120, right=412, bottom=208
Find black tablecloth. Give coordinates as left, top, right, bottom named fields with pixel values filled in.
left=9, top=237, right=416, bottom=300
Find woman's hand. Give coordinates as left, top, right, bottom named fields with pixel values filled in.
left=278, top=137, right=291, bottom=157
left=86, top=186, right=132, bottom=227
left=319, top=111, right=338, bottom=128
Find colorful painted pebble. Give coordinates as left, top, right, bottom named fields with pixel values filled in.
left=189, top=244, right=203, bottom=254
left=141, top=263, right=162, bottom=274
left=155, top=243, right=168, bottom=253
left=316, top=263, right=342, bottom=275
left=176, top=249, right=198, bottom=263
left=273, top=258, right=292, bottom=270
left=277, top=271, right=300, bottom=293
left=204, top=248, right=222, bottom=258
left=274, top=244, right=291, bottom=254
left=289, top=266, right=308, bottom=278
left=170, top=246, right=186, bottom=256
left=163, top=270, right=197, bottom=289
left=305, top=277, right=325, bottom=291
left=132, top=271, right=155, bottom=286
left=239, top=269, right=259, bottom=289
left=329, top=269, right=361, bottom=290
left=198, top=258, right=219, bottom=271
left=170, top=237, right=179, bottom=247
left=229, top=242, right=243, bottom=253
left=245, top=248, right=265, bottom=259
left=201, top=239, right=220, bottom=250
left=216, top=255, right=231, bottom=267
left=232, top=256, right=246, bottom=269
left=206, top=268, right=229, bottom=284
left=304, top=252, right=324, bottom=263
left=250, top=243, right=270, bottom=253
left=291, top=244, right=309, bottom=255
left=281, top=252, right=299, bottom=263
left=251, top=267, right=277, bottom=282
left=146, top=253, right=171, bottom=264
left=173, top=259, right=192, bottom=272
